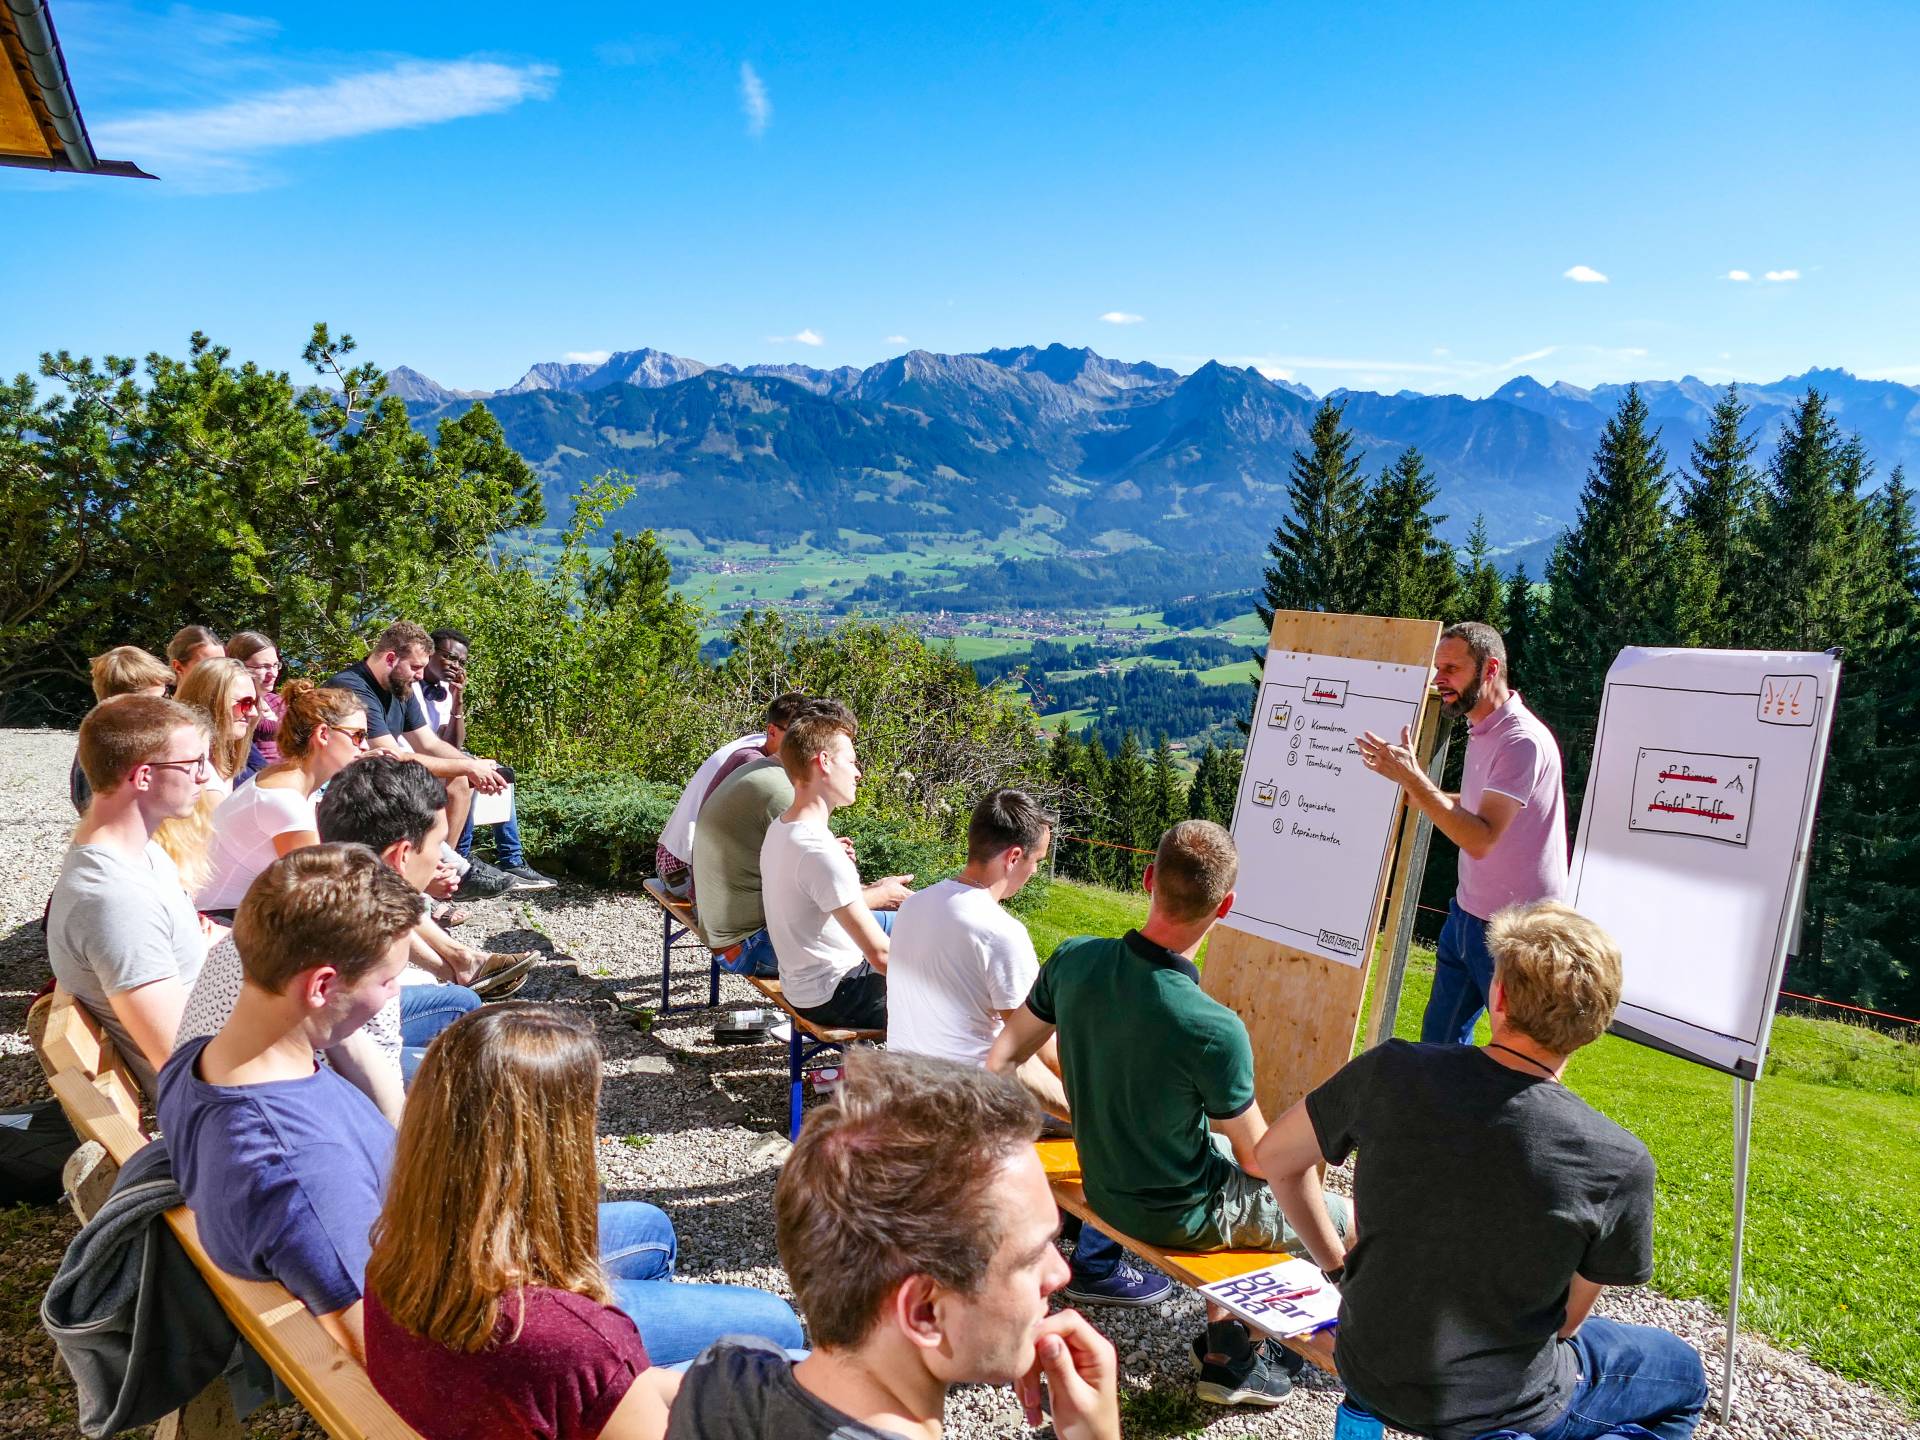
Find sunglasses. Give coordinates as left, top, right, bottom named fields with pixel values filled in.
left=332, top=726, right=371, bottom=749
left=232, top=696, right=259, bottom=716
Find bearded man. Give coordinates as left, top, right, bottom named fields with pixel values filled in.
left=1356, top=621, right=1569, bottom=1045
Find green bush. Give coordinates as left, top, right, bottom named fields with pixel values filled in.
left=515, top=776, right=678, bottom=887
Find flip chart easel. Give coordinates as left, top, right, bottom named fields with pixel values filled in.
left=1207, top=611, right=1442, bottom=1120
left=1566, top=647, right=1841, bottom=1420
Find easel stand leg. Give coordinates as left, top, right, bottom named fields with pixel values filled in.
left=1722, top=1075, right=1755, bottom=1421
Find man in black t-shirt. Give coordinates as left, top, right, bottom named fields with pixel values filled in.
left=1255, top=901, right=1708, bottom=1440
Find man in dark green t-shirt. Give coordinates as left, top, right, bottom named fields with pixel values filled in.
left=987, top=820, right=1349, bottom=1410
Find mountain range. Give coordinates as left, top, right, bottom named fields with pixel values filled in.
left=391, top=346, right=1920, bottom=561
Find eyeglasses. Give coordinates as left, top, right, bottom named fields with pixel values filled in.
left=332, top=726, right=371, bottom=749
left=243, top=660, right=281, bottom=675
left=147, top=755, right=212, bottom=779
left=233, top=696, right=259, bottom=716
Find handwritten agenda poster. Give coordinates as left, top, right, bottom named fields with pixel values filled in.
left=1226, top=649, right=1429, bottom=965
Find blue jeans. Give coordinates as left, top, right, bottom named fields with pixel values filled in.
left=455, top=804, right=526, bottom=869
left=1421, top=898, right=1496, bottom=1045
left=1527, top=1318, right=1708, bottom=1440
left=399, top=984, right=483, bottom=1084
left=719, top=908, right=894, bottom=980
left=598, top=1201, right=805, bottom=1367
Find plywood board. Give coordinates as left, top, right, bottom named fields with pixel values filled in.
left=1205, top=611, right=1440, bottom=1121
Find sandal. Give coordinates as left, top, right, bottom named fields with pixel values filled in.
left=431, top=900, right=469, bottom=927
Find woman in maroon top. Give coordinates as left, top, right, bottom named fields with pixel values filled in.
left=364, top=1007, right=678, bottom=1440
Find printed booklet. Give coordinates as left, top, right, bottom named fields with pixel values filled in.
left=1196, top=1258, right=1340, bottom=1337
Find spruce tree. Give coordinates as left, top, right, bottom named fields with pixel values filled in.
left=1359, top=447, right=1461, bottom=619
left=1104, top=731, right=1154, bottom=885
left=1674, top=383, right=1765, bottom=645
left=1457, top=514, right=1505, bottom=625
left=1150, top=735, right=1183, bottom=834
left=1503, top=564, right=1536, bottom=689
left=1259, top=399, right=1370, bottom=622
left=1536, top=385, right=1681, bottom=810
left=1756, top=391, right=1867, bottom=650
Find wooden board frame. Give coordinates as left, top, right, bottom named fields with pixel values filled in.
left=1204, top=611, right=1442, bottom=1121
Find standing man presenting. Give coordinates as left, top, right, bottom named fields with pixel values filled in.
left=1356, top=620, right=1568, bottom=1045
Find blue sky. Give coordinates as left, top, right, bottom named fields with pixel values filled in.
left=6, top=0, right=1919, bottom=397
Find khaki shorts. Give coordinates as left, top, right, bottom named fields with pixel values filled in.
left=1190, top=1132, right=1352, bottom=1252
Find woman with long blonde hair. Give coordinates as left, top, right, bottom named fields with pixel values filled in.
left=172, top=658, right=259, bottom=798
left=364, top=1005, right=803, bottom=1439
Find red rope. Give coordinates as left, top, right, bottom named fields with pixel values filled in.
left=1058, top=833, right=1157, bottom=857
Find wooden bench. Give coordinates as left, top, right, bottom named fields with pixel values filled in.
left=1036, top=1138, right=1338, bottom=1376
left=641, top=877, right=721, bottom=1013
left=29, top=987, right=423, bottom=1440
left=745, top=976, right=884, bottom=1142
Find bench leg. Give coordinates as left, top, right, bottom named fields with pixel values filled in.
left=153, top=1380, right=242, bottom=1440
left=62, top=1140, right=118, bottom=1225
left=788, top=1024, right=805, bottom=1142
left=709, top=955, right=721, bottom=1009
left=660, top=918, right=674, bottom=1013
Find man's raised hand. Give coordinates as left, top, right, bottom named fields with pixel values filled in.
left=1016, top=1309, right=1119, bottom=1440
left=1356, top=724, right=1422, bottom=789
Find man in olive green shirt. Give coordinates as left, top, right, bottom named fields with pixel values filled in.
left=988, top=820, right=1348, bottom=1410
left=691, top=754, right=794, bottom=966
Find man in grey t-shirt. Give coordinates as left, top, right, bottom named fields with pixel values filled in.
left=49, top=695, right=213, bottom=1096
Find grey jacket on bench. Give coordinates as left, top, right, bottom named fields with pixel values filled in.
left=40, top=1139, right=287, bottom=1437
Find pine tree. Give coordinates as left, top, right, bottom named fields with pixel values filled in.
left=1503, top=565, right=1536, bottom=689
left=1536, top=385, right=1682, bottom=810
left=1359, top=447, right=1461, bottom=620
left=1259, top=399, right=1371, bottom=621
left=1674, top=384, right=1766, bottom=645
left=1104, top=732, right=1154, bottom=885
left=1457, top=514, right=1505, bottom=625
left=1150, top=735, right=1183, bottom=835
left=1756, top=391, right=1868, bottom=650
left=1186, top=743, right=1246, bottom=825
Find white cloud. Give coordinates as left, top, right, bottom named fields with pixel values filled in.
left=768, top=329, right=824, bottom=346
left=740, top=62, right=771, bottom=136
left=885, top=335, right=910, bottom=345
left=1100, top=311, right=1145, bottom=325
left=1562, top=265, right=1609, bottom=284
left=1764, top=269, right=1801, bottom=283
left=1725, top=270, right=1752, bottom=282
left=562, top=350, right=612, bottom=365
left=91, top=59, right=557, bottom=190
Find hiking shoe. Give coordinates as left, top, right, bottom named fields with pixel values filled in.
left=454, top=858, right=518, bottom=899
left=1190, top=1327, right=1299, bottom=1407
left=469, top=951, right=538, bottom=999
left=1061, top=1262, right=1174, bottom=1308
left=500, top=863, right=556, bottom=891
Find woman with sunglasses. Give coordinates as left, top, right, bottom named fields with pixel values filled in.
left=226, top=631, right=286, bottom=770
left=195, top=680, right=371, bottom=916
left=173, top=658, right=261, bottom=800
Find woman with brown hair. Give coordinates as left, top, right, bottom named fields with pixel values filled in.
left=165, top=624, right=223, bottom=682
left=196, top=680, right=369, bottom=913
left=364, top=1006, right=803, bottom=1438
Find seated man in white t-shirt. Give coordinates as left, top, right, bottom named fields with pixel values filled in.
left=758, top=709, right=913, bottom=1031
left=888, top=789, right=1172, bottom=1309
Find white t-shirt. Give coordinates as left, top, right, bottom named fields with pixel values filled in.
left=660, top=733, right=767, bottom=864
left=760, top=817, right=866, bottom=1010
left=886, top=879, right=1040, bottom=1067
left=197, top=780, right=317, bottom=911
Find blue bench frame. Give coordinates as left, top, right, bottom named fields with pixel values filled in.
left=643, top=879, right=721, bottom=1014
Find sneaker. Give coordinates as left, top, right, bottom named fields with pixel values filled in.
left=500, top=863, right=557, bottom=891
left=1190, top=1326, right=1299, bottom=1407
left=468, top=951, right=538, bottom=999
left=454, top=858, right=518, bottom=899
left=1061, top=1261, right=1174, bottom=1308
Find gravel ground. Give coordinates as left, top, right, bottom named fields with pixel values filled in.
left=1, top=726, right=1913, bottom=1439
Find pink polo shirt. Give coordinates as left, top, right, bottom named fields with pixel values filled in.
left=1456, top=692, right=1568, bottom=921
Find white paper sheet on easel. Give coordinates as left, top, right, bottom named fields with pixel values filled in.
left=472, top=782, right=514, bottom=828
left=1225, top=649, right=1428, bottom=966
left=1567, top=648, right=1839, bottom=1076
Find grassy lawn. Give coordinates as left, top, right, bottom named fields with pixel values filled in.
left=1015, top=878, right=1920, bottom=1410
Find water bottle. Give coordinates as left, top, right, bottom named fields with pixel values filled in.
left=1333, top=1397, right=1384, bottom=1440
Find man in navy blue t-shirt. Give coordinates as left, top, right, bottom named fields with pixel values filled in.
left=157, top=843, right=421, bottom=1361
